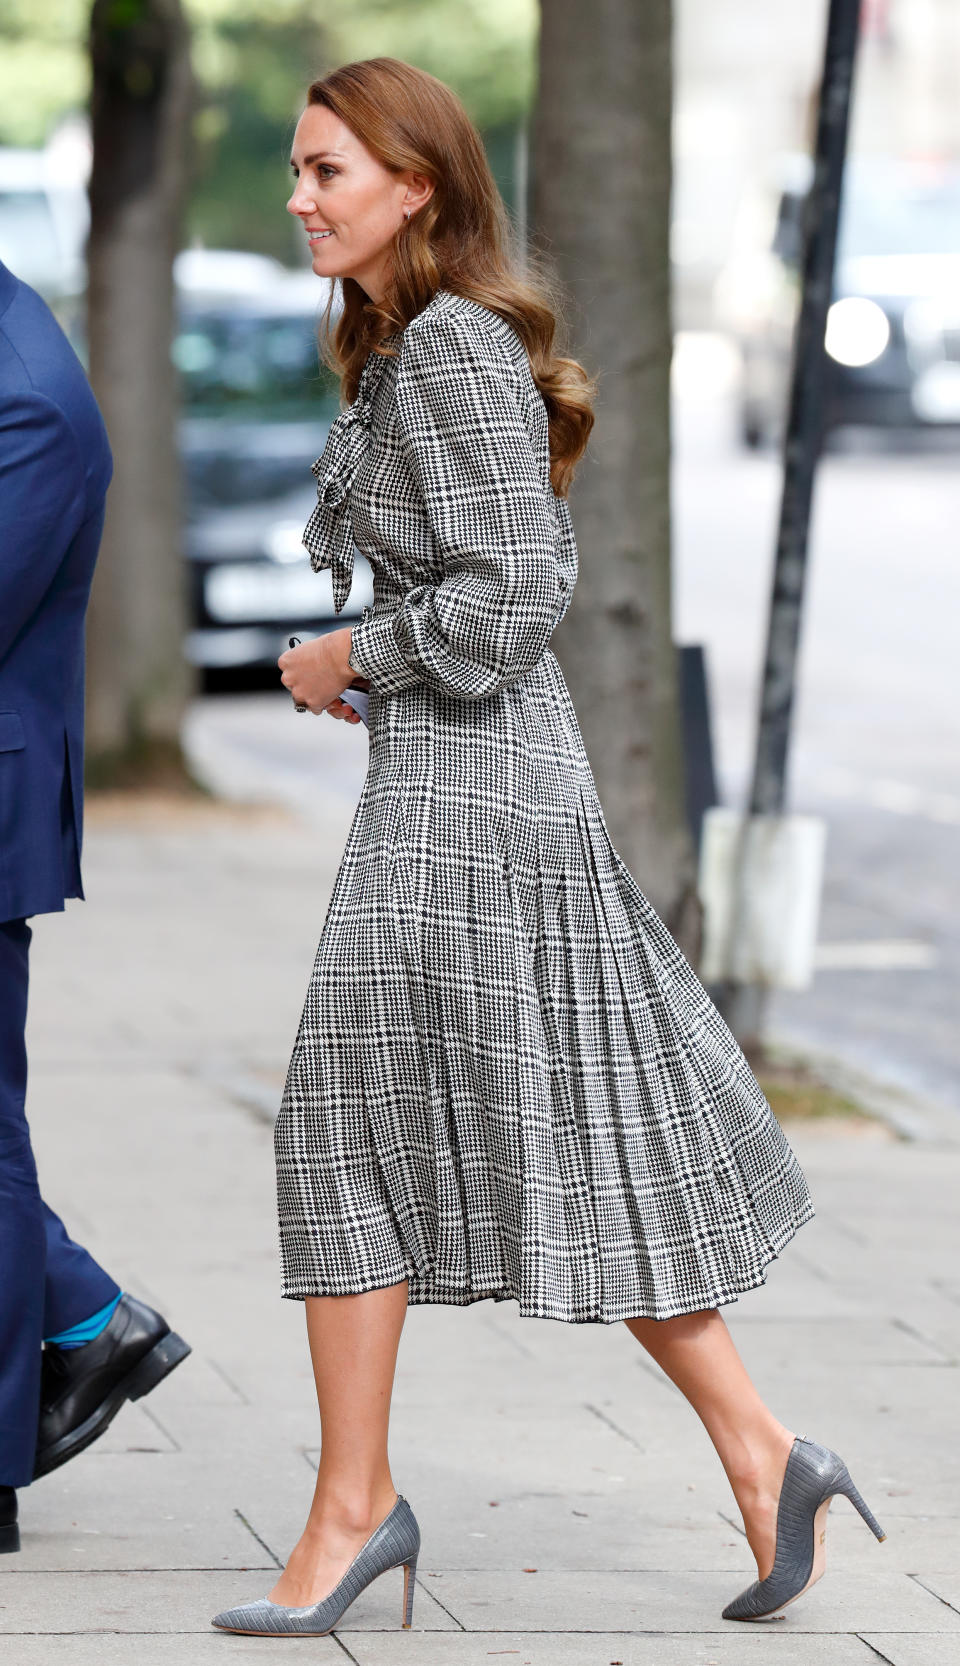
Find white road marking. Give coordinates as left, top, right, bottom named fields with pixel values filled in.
left=813, top=940, right=938, bottom=971
left=812, top=765, right=960, bottom=826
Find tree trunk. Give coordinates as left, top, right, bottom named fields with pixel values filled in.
left=85, top=0, right=193, bottom=781
left=532, top=0, right=701, bottom=958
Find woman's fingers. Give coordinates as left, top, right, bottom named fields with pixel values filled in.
left=323, top=698, right=360, bottom=723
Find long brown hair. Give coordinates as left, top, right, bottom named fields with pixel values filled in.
left=305, top=57, right=595, bottom=496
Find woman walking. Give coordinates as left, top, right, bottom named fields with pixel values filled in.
left=212, top=56, right=885, bottom=1638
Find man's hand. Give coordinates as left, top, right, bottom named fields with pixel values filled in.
left=278, top=628, right=356, bottom=715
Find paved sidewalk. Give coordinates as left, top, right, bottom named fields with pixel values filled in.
left=5, top=780, right=960, bottom=1665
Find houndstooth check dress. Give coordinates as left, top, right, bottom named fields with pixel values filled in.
left=275, top=287, right=815, bottom=1323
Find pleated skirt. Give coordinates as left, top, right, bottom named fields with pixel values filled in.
left=275, top=648, right=815, bottom=1323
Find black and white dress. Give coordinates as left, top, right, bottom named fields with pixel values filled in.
left=275, top=287, right=814, bottom=1323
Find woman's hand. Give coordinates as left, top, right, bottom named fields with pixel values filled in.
left=278, top=628, right=357, bottom=716
left=324, top=694, right=367, bottom=724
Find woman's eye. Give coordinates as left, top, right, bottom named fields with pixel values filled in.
left=315, top=165, right=335, bottom=180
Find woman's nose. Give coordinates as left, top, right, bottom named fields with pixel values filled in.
left=286, top=182, right=314, bottom=216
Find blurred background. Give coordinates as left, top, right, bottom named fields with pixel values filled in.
left=1, top=0, right=958, bottom=1116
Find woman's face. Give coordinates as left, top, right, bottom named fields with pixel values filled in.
left=287, top=105, right=432, bottom=302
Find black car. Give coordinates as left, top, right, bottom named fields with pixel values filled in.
left=174, top=253, right=374, bottom=672
left=716, top=157, right=960, bottom=447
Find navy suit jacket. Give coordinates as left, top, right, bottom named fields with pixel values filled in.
left=0, top=259, right=112, bottom=923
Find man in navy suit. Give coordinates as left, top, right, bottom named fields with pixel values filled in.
left=0, top=258, right=190, bottom=1553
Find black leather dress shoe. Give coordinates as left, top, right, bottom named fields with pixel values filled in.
left=0, top=1486, right=19, bottom=1554
left=34, top=1294, right=191, bottom=1479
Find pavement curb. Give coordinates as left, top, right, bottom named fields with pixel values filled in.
left=767, top=1032, right=960, bottom=1146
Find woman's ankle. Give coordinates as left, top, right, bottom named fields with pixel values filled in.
left=721, top=1421, right=796, bottom=1493
left=305, top=1480, right=398, bottom=1539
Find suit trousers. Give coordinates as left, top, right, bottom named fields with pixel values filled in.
left=0, top=918, right=118, bottom=1486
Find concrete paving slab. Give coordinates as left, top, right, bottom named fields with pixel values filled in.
left=409, top=1498, right=748, bottom=1576
left=721, top=1316, right=947, bottom=1368
left=14, top=1455, right=276, bottom=1572
left=420, top=1569, right=958, bottom=1634
left=861, top=1637, right=960, bottom=1666
left=348, top=1632, right=882, bottom=1666
left=0, top=1638, right=343, bottom=1665
left=246, top=1487, right=748, bottom=1578
left=0, top=1569, right=271, bottom=1633
left=0, top=1568, right=456, bottom=1634
left=321, top=1405, right=650, bottom=1497
left=911, top=1572, right=960, bottom=1615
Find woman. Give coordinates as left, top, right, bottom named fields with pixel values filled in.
left=212, top=56, right=885, bottom=1640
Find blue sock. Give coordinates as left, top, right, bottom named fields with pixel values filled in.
left=44, top=1292, right=123, bottom=1349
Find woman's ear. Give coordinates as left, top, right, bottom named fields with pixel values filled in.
left=402, top=172, right=435, bottom=217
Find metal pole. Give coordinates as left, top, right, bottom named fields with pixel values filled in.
left=717, top=0, right=861, bottom=1048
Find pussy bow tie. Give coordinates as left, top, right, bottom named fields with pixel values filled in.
left=302, top=344, right=390, bottom=616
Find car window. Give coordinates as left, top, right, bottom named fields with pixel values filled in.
left=174, top=310, right=341, bottom=416
left=182, top=447, right=324, bottom=509
left=838, top=167, right=960, bottom=259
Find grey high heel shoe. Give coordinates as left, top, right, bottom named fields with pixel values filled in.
left=722, top=1434, right=886, bottom=1621
left=211, top=1495, right=420, bottom=1636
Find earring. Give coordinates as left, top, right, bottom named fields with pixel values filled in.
left=403, top=208, right=411, bottom=221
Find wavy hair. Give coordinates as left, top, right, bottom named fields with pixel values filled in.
left=303, top=57, right=595, bottom=496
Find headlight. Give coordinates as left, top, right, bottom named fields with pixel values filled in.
left=263, top=522, right=308, bottom=564
left=825, top=297, right=890, bottom=368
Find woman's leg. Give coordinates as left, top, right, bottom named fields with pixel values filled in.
left=625, top=1308, right=795, bottom=1580
left=270, top=1279, right=409, bottom=1607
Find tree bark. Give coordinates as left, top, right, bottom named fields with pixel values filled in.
left=85, top=0, right=193, bottom=778
left=532, top=0, right=701, bottom=957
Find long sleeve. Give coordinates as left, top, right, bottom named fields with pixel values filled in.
left=347, top=307, right=564, bottom=700
left=0, top=388, right=86, bottom=665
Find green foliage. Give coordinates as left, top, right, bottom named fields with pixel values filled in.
left=1, top=0, right=536, bottom=252
left=322, top=0, right=537, bottom=133
left=187, top=8, right=327, bottom=260
left=0, top=0, right=89, bottom=145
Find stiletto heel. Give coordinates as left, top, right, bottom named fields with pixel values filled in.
left=722, top=1435, right=886, bottom=1621
left=401, top=1555, right=417, bottom=1627
left=212, top=1496, right=421, bottom=1636
left=834, top=1466, right=887, bottom=1541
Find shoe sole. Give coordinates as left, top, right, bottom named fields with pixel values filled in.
left=213, top=1625, right=337, bottom=1637
left=34, top=1330, right=192, bottom=1480
left=0, top=1522, right=20, bottom=1554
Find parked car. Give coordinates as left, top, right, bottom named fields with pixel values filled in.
left=715, top=156, right=960, bottom=447
left=174, top=251, right=374, bottom=673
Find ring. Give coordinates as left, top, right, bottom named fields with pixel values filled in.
left=294, top=702, right=307, bottom=713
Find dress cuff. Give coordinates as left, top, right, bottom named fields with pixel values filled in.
left=348, top=608, right=422, bottom=694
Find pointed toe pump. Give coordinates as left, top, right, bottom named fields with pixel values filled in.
left=212, top=1496, right=420, bottom=1637
left=722, top=1434, right=886, bottom=1621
